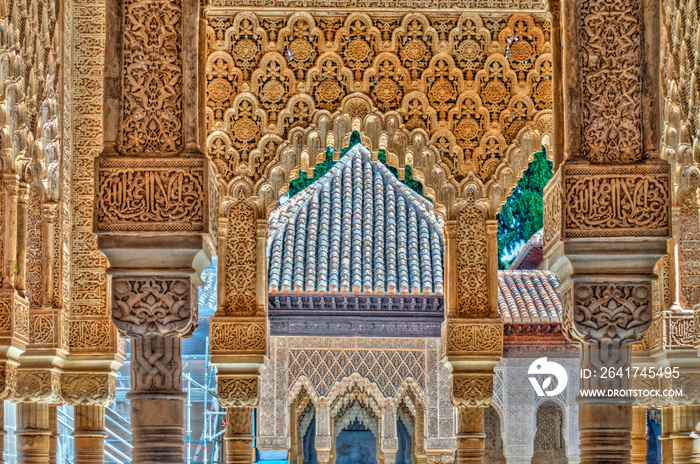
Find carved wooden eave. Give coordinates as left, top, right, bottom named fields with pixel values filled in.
left=269, top=294, right=444, bottom=337
left=503, top=322, right=578, bottom=357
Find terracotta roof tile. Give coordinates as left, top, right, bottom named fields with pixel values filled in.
left=497, top=270, right=562, bottom=323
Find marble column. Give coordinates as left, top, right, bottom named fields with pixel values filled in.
left=455, top=406, right=485, bottom=464
left=630, top=407, right=647, bottom=464
left=660, top=407, right=674, bottom=464
left=73, top=405, right=108, bottom=464
left=0, top=401, right=6, bottom=463
left=129, top=334, right=187, bottom=464
left=545, top=0, right=667, bottom=460
left=444, top=210, right=502, bottom=464
left=315, top=402, right=332, bottom=464
left=224, top=407, right=255, bottom=464
left=16, top=402, right=51, bottom=464
left=670, top=406, right=700, bottom=464
left=112, top=277, right=198, bottom=464
left=217, top=376, right=259, bottom=464
left=48, top=406, right=57, bottom=464
left=381, top=405, right=398, bottom=464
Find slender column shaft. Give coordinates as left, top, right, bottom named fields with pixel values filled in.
left=128, top=334, right=186, bottom=464
left=455, top=406, right=485, bottom=464
left=48, top=406, right=57, bottom=464
left=0, top=401, right=6, bottom=463
left=224, top=407, right=254, bottom=464
left=578, top=403, right=632, bottom=464
left=15, top=183, right=28, bottom=295
left=16, top=402, right=51, bottom=464
left=73, top=404, right=107, bottom=464
left=671, top=406, right=700, bottom=464
left=630, top=407, right=647, bottom=464
left=3, top=175, right=19, bottom=286
left=660, top=407, right=674, bottom=464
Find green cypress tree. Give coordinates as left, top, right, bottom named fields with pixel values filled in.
left=497, top=148, right=552, bottom=269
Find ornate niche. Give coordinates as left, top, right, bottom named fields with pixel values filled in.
left=205, top=10, right=553, bottom=215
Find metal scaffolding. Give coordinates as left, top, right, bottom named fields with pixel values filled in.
left=2, top=337, right=227, bottom=464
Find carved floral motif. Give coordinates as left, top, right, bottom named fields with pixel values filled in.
left=62, top=374, right=116, bottom=405
left=579, top=0, right=642, bottom=163
left=573, top=283, right=652, bottom=343
left=120, top=0, right=183, bottom=155
left=452, top=374, right=493, bottom=407
left=218, top=376, right=259, bottom=407
left=112, top=277, right=197, bottom=336
left=223, top=200, right=258, bottom=315
left=456, top=194, right=489, bottom=317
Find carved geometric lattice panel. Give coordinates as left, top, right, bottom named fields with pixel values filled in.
left=289, top=348, right=425, bottom=398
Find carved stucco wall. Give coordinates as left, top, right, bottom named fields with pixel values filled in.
left=496, top=357, right=579, bottom=464
left=257, top=336, right=456, bottom=453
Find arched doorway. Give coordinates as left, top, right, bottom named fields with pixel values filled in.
left=335, top=419, right=379, bottom=464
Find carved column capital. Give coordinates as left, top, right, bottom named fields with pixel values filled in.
left=571, top=280, right=652, bottom=346
left=61, top=374, right=116, bottom=406
left=10, top=369, right=62, bottom=405
left=218, top=376, right=258, bottom=408
left=111, top=276, right=197, bottom=338
left=451, top=374, right=493, bottom=408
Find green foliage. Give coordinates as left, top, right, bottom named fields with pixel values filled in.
left=497, top=148, right=552, bottom=269
left=288, top=132, right=429, bottom=202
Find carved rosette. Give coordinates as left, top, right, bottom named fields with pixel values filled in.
left=451, top=374, right=493, bottom=408
left=218, top=376, right=259, bottom=408
left=62, top=374, right=117, bottom=406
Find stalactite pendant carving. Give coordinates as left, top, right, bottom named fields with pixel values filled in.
left=456, top=194, right=489, bottom=317
left=205, top=10, right=553, bottom=202
left=120, top=0, right=184, bottom=155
